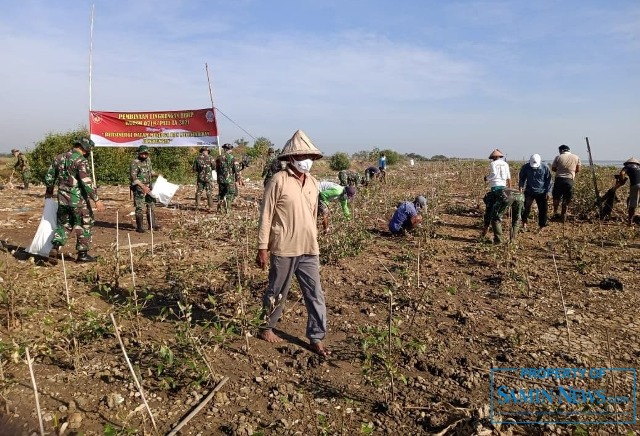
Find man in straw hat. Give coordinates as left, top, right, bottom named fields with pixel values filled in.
left=193, top=146, right=216, bottom=211
left=256, top=129, right=331, bottom=356
left=551, top=144, right=581, bottom=222
left=619, top=157, right=640, bottom=224
left=481, top=149, right=512, bottom=243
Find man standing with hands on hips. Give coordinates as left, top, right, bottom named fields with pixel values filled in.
left=255, top=129, right=331, bottom=357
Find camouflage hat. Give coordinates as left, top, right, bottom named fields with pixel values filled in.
left=222, top=143, right=233, bottom=150
left=278, top=129, right=323, bottom=161
left=74, top=137, right=95, bottom=152
left=11, top=149, right=19, bottom=154
left=137, top=145, right=149, bottom=154
left=200, top=146, right=209, bottom=152
left=268, top=146, right=275, bottom=154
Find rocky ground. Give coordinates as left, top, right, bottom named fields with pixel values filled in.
left=0, top=160, right=638, bottom=435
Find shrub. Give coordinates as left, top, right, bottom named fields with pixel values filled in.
left=329, top=152, right=351, bottom=171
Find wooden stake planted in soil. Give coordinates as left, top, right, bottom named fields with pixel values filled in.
left=167, top=376, right=229, bottom=436
left=25, top=347, right=45, bottom=436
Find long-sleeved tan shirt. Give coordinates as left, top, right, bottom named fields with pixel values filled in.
left=258, top=166, right=319, bottom=256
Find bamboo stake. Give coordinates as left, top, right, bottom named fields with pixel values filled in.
left=127, top=233, right=137, bottom=297
left=388, top=290, right=395, bottom=402
left=109, top=313, right=157, bottom=430
left=149, top=210, right=154, bottom=256
left=551, top=253, right=571, bottom=348
left=61, top=253, right=70, bottom=306
left=25, top=348, right=45, bottom=436
left=167, top=376, right=229, bottom=436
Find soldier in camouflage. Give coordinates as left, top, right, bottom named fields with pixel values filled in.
left=44, top=138, right=105, bottom=264
left=11, top=148, right=31, bottom=189
left=337, top=169, right=362, bottom=187
left=215, top=143, right=241, bottom=213
left=130, top=145, right=160, bottom=233
left=193, top=146, right=215, bottom=211
left=261, top=146, right=282, bottom=187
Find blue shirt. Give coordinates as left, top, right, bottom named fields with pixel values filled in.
left=378, top=156, right=387, bottom=169
left=389, top=201, right=417, bottom=234
left=518, top=163, right=552, bottom=195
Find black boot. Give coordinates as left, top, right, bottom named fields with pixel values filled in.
left=135, top=214, right=145, bottom=233
left=76, top=251, right=98, bottom=263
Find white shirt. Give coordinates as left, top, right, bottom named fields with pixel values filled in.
left=486, top=159, right=511, bottom=188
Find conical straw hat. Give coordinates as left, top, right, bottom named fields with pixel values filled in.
left=278, top=130, right=323, bottom=161
left=624, top=157, right=640, bottom=165
left=488, top=149, right=504, bottom=159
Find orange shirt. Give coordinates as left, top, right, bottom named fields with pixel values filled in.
left=258, top=166, right=320, bottom=256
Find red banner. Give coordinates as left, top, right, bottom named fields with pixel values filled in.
left=90, top=109, right=218, bottom=147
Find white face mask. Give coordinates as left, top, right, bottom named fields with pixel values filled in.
left=292, top=158, right=313, bottom=173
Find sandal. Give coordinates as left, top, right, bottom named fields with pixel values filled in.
left=310, top=342, right=332, bottom=357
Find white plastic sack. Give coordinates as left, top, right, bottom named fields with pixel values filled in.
left=27, top=199, right=58, bottom=257
left=150, top=175, right=179, bottom=206
left=211, top=169, right=217, bottom=182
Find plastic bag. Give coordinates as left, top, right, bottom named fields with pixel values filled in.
left=212, top=169, right=217, bottom=182
left=150, top=175, right=179, bottom=206
left=27, top=199, right=58, bottom=256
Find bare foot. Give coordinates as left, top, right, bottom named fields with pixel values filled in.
left=309, top=342, right=331, bottom=357
left=258, top=329, right=283, bottom=343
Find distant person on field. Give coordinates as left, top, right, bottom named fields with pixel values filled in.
left=363, top=166, right=380, bottom=186
left=619, top=157, right=640, bottom=224
left=318, top=181, right=356, bottom=232
left=192, top=146, right=216, bottom=211
left=388, top=196, right=427, bottom=235
left=215, top=143, right=241, bottom=213
left=261, top=146, right=282, bottom=187
left=481, top=149, right=511, bottom=242
left=378, top=152, right=387, bottom=182
left=551, top=144, right=581, bottom=222
left=130, top=145, right=161, bottom=233
left=11, top=148, right=30, bottom=189
left=256, top=129, right=330, bottom=357
left=44, top=138, right=105, bottom=264
left=518, top=153, right=552, bottom=231
left=337, top=169, right=362, bottom=187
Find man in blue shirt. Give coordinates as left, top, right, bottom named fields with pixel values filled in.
left=519, top=153, right=552, bottom=230
left=388, top=196, right=427, bottom=235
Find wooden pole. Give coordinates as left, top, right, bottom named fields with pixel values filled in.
left=26, top=348, right=45, bottom=436
left=205, top=63, right=221, bottom=156
left=61, top=253, right=70, bottom=306
left=167, top=376, right=229, bottom=436
left=110, top=314, right=157, bottom=430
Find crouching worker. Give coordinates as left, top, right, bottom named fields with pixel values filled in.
left=318, top=181, right=356, bottom=232
left=388, top=195, right=427, bottom=235
left=44, top=137, right=105, bottom=264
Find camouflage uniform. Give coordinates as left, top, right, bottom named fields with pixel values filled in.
left=215, top=151, right=240, bottom=212
left=193, top=151, right=215, bottom=209
left=483, top=189, right=524, bottom=243
left=338, top=170, right=362, bottom=187
left=130, top=155, right=158, bottom=231
left=44, top=150, right=99, bottom=252
left=261, top=156, right=282, bottom=187
left=13, top=150, right=30, bottom=189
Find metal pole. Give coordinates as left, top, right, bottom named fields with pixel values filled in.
left=89, top=4, right=97, bottom=183
left=205, top=63, right=221, bottom=156
left=585, top=137, right=601, bottom=215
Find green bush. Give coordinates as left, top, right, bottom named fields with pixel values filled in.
left=380, top=149, right=401, bottom=166
left=329, top=152, right=351, bottom=171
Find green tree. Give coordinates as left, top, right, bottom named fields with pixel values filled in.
left=329, top=152, right=351, bottom=171
left=246, top=137, right=272, bottom=159
left=234, top=138, right=249, bottom=148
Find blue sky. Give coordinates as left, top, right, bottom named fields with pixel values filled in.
left=1, top=0, right=638, bottom=161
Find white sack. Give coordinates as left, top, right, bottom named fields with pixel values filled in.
left=212, top=169, right=217, bottom=182
left=150, top=176, right=179, bottom=206
left=27, top=199, right=58, bottom=256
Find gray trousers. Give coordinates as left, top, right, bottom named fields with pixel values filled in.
left=261, top=254, right=327, bottom=343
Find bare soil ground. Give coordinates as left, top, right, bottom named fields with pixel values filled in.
left=0, top=160, right=638, bottom=436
